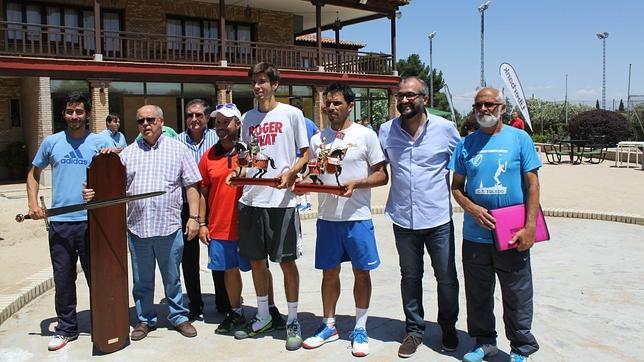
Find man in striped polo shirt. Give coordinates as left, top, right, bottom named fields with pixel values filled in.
left=176, top=99, right=222, bottom=320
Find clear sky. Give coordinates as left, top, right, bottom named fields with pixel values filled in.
left=336, top=0, right=644, bottom=114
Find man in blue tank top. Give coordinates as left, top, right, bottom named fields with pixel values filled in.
left=26, top=92, right=109, bottom=351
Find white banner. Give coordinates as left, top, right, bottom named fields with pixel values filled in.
left=499, top=63, right=532, bottom=131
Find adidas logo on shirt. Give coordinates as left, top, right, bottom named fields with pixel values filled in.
left=61, top=149, right=89, bottom=165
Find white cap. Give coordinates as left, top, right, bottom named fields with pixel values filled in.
left=210, top=103, right=241, bottom=120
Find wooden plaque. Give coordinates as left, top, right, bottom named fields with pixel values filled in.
left=293, top=183, right=347, bottom=196
left=87, top=153, right=129, bottom=354
left=230, top=177, right=281, bottom=188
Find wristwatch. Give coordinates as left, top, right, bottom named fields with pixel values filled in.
left=189, top=215, right=200, bottom=223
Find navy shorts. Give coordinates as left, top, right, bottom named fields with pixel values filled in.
left=315, top=219, right=380, bottom=271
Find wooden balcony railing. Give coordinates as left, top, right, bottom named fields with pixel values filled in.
left=0, top=21, right=394, bottom=75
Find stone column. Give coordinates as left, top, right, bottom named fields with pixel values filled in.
left=89, top=80, right=110, bottom=133
left=20, top=77, right=53, bottom=185
left=388, top=86, right=400, bottom=120
left=314, top=86, right=326, bottom=129
left=216, top=83, right=232, bottom=105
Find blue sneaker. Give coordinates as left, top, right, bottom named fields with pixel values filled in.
left=462, top=343, right=498, bottom=362
left=510, top=352, right=528, bottom=362
left=349, top=328, right=369, bottom=357
left=303, top=324, right=339, bottom=349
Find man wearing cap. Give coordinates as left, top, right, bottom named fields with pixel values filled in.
left=176, top=99, right=221, bottom=320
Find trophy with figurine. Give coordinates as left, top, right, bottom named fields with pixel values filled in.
left=229, top=133, right=281, bottom=188
left=294, top=137, right=349, bottom=196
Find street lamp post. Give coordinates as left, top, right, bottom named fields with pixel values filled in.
left=428, top=31, right=436, bottom=108
left=565, top=73, right=569, bottom=125
left=478, top=1, right=491, bottom=87
left=596, top=31, right=609, bottom=109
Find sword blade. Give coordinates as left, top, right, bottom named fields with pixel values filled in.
left=45, top=191, right=165, bottom=217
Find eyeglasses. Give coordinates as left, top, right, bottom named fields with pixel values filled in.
left=472, top=102, right=503, bottom=110
left=215, top=103, right=236, bottom=110
left=136, top=117, right=158, bottom=125
left=186, top=112, right=205, bottom=119
left=64, top=109, right=86, bottom=116
left=395, top=92, right=425, bottom=101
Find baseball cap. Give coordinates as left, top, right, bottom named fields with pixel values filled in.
left=210, top=103, right=241, bottom=119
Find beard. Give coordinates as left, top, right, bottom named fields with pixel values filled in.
left=476, top=108, right=501, bottom=128
left=397, top=101, right=423, bottom=119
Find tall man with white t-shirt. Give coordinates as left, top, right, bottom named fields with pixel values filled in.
left=230, top=62, right=310, bottom=351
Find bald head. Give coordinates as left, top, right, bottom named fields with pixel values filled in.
left=136, top=104, right=165, bottom=145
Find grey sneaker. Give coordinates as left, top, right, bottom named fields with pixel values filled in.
left=234, top=316, right=273, bottom=340
left=285, top=319, right=303, bottom=351
left=216, top=310, right=246, bottom=334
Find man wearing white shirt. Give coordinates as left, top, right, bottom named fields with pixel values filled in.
left=302, top=82, right=387, bottom=357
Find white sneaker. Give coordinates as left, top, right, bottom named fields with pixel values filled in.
left=47, top=334, right=77, bottom=351
left=350, top=328, right=369, bottom=357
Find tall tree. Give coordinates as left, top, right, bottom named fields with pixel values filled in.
left=595, top=99, right=600, bottom=109
left=396, top=54, right=449, bottom=111
left=618, top=99, right=625, bottom=112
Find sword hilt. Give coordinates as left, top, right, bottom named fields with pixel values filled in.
left=40, top=196, right=50, bottom=231
left=15, top=213, right=30, bottom=222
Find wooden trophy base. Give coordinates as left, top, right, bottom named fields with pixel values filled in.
left=293, top=183, right=347, bottom=196
left=230, top=177, right=281, bottom=188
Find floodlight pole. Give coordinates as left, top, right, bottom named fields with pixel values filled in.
left=565, top=73, right=568, bottom=125
left=428, top=31, right=436, bottom=108
left=479, top=1, right=491, bottom=87
left=596, top=32, right=609, bottom=109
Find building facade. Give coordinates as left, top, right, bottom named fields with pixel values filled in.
left=0, top=0, right=407, bottom=181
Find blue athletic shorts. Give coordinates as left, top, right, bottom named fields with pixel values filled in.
left=315, top=219, right=380, bottom=271
left=207, top=239, right=251, bottom=272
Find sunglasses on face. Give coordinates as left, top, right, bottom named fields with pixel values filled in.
left=136, top=117, right=158, bottom=125
left=186, top=112, right=205, bottom=119
left=395, top=92, right=425, bottom=101
left=472, top=102, right=502, bottom=110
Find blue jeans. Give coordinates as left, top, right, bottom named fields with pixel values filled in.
left=393, top=220, right=459, bottom=337
left=128, top=229, right=188, bottom=327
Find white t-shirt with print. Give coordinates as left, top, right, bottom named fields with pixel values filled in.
left=239, top=102, right=308, bottom=208
left=310, top=122, right=385, bottom=221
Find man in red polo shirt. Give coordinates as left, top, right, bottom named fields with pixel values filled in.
left=509, top=111, right=525, bottom=130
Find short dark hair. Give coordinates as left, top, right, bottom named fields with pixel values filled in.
left=106, top=113, right=119, bottom=124
left=400, top=76, right=429, bottom=96
left=185, top=98, right=210, bottom=114
left=65, top=91, right=91, bottom=113
left=324, top=82, right=355, bottom=104
left=248, top=62, right=280, bottom=83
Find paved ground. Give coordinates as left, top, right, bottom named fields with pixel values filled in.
left=0, top=155, right=642, bottom=361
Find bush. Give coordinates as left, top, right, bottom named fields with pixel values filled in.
left=531, top=134, right=550, bottom=144
left=568, top=110, right=634, bottom=146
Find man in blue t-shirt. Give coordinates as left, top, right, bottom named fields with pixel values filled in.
left=448, top=87, right=541, bottom=362
left=99, top=113, right=127, bottom=151
left=26, top=92, right=109, bottom=352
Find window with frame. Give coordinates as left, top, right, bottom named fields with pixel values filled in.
left=5, top=1, right=121, bottom=51
left=166, top=16, right=253, bottom=54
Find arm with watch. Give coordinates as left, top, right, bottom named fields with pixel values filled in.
left=184, top=183, right=201, bottom=240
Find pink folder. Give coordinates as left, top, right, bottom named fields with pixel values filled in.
left=489, top=204, right=550, bottom=251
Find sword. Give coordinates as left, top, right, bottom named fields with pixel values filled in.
left=15, top=191, right=165, bottom=225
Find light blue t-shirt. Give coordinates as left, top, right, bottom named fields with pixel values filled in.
left=32, top=131, right=110, bottom=222
left=448, top=125, right=541, bottom=243
left=99, top=129, right=127, bottom=148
